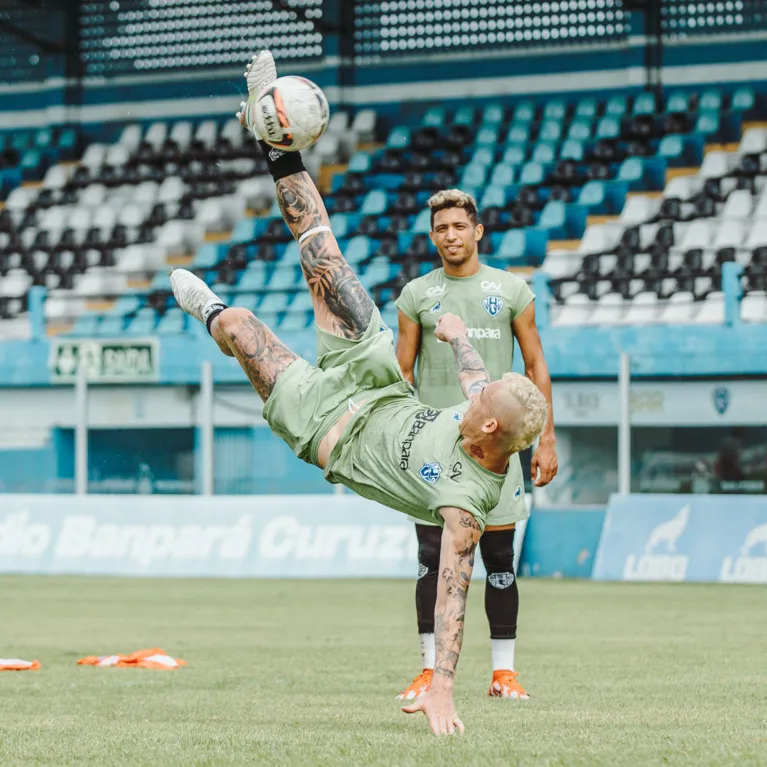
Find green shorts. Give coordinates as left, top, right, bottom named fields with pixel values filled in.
left=407, top=455, right=528, bottom=528
left=263, top=307, right=409, bottom=466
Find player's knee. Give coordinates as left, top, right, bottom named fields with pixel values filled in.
left=416, top=524, right=441, bottom=572
left=481, top=527, right=516, bottom=579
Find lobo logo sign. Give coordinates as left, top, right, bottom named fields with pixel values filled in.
left=720, top=523, right=767, bottom=583
left=623, top=505, right=690, bottom=581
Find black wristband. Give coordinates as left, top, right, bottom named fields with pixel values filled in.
left=258, top=140, right=306, bottom=182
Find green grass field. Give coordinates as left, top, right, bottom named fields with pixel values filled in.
left=1, top=576, right=766, bottom=766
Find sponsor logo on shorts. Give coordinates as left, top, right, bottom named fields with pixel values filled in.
left=426, top=285, right=446, bottom=298
left=623, top=505, right=690, bottom=581
left=481, top=281, right=503, bottom=292
left=419, top=462, right=442, bottom=485
left=417, top=563, right=429, bottom=579
left=467, top=327, right=501, bottom=340
left=400, top=409, right=440, bottom=470
left=488, top=572, right=515, bottom=589
left=483, top=296, right=504, bottom=317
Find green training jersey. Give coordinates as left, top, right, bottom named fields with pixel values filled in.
left=325, top=396, right=506, bottom=530
left=395, top=264, right=535, bottom=408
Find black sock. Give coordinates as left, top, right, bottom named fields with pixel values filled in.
left=415, top=524, right=442, bottom=634
left=480, top=528, right=519, bottom=639
left=258, top=140, right=306, bottom=182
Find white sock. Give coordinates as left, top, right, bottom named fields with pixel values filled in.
left=419, top=633, right=435, bottom=670
left=491, top=638, right=516, bottom=672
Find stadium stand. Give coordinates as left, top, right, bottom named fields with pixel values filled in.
left=0, top=86, right=764, bottom=345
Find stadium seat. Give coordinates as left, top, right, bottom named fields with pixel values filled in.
left=741, top=291, right=767, bottom=322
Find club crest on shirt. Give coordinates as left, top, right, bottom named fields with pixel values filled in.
left=430, top=301, right=441, bottom=313
left=419, top=462, right=442, bottom=484
left=514, top=485, right=522, bottom=499
left=451, top=411, right=463, bottom=422
left=483, top=295, right=504, bottom=317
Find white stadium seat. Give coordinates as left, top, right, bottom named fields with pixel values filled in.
left=745, top=219, right=767, bottom=250
left=133, top=181, right=160, bottom=209
left=622, top=292, right=658, bottom=325
left=80, top=184, right=107, bottom=208
left=699, top=151, right=731, bottom=179
left=144, top=121, right=168, bottom=149
left=691, top=292, right=725, bottom=324
left=328, top=112, right=349, bottom=134
left=0, top=269, right=32, bottom=296
left=105, top=144, right=130, bottom=167
left=39, top=206, right=70, bottom=231
left=115, top=244, right=161, bottom=274
left=220, top=118, right=244, bottom=147
left=42, top=164, right=71, bottom=189
left=658, top=292, right=696, bottom=324
left=351, top=109, right=376, bottom=144
left=158, top=176, right=185, bottom=204
left=673, top=220, right=711, bottom=253
left=68, top=207, right=92, bottom=232
left=741, top=291, right=767, bottom=322
left=313, top=133, right=342, bottom=164
left=117, top=204, right=145, bottom=229
left=45, top=293, right=83, bottom=321
left=619, top=195, right=660, bottom=225
left=195, top=120, right=218, bottom=148
left=170, top=121, right=193, bottom=149
left=721, top=189, right=753, bottom=220
left=5, top=186, right=35, bottom=213
left=0, top=317, right=31, bottom=340
left=197, top=198, right=230, bottom=233
left=753, top=192, right=767, bottom=220
left=74, top=270, right=127, bottom=297
left=92, top=206, right=117, bottom=231
left=119, top=124, right=143, bottom=151
left=739, top=127, right=767, bottom=155
left=712, top=219, right=747, bottom=250
left=588, top=293, right=624, bottom=325
left=541, top=252, right=582, bottom=279
left=663, top=175, right=701, bottom=200
left=552, top=294, right=592, bottom=326
left=81, top=143, right=108, bottom=169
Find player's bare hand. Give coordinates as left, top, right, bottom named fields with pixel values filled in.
left=401, top=689, right=465, bottom=736
left=532, top=438, right=558, bottom=486
left=434, top=313, right=468, bottom=344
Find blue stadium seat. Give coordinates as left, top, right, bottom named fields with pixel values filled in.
left=519, top=162, right=545, bottom=186
left=11, top=133, right=32, bottom=152
left=281, top=241, right=301, bottom=266
left=578, top=180, right=608, bottom=210
left=348, top=153, right=371, bottom=174
left=531, top=143, right=557, bottom=165
left=482, top=103, right=505, bottom=124
left=606, top=95, right=627, bottom=117
left=666, top=92, right=690, bottom=113
left=595, top=116, right=620, bottom=140
left=633, top=92, right=656, bottom=115
left=513, top=101, right=535, bottom=122
left=536, top=201, right=567, bottom=240
left=470, top=147, right=495, bottom=167
left=501, top=145, right=526, bottom=167
left=539, top=120, right=562, bottom=142
left=279, top=312, right=310, bottom=332
left=70, top=314, right=100, bottom=337
left=108, top=296, right=141, bottom=316
left=454, top=106, right=475, bottom=126
left=507, top=123, right=531, bottom=144
left=476, top=125, right=500, bottom=147
left=560, top=140, right=584, bottom=161
left=329, top=213, right=350, bottom=239
left=386, top=126, right=410, bottom=150
left=193, top=243, right=223, bottom=269
left=658, top=135, right=685, bottom=166
left=259, top=292, right=290, bottom=313
left=344, top=236, right=371, bottom=265
left=423, top=107, right=445, bottom=127
left=361, top=190, right=388, bottom=216
left=125, top=308, right=156, bottom=336
left=98, top=315, right=124, bottom=336
left=231, top=218, right=258, bottom=242
left=460, top=164, right=487, bottom=188
left=362, top=258, right=391, bottom=288
left=495, top=230, right=529, bottom=265
left=480, top=186, right=507, bottom=210
left=567, top=120, right=592, bottom=142
left=156, top=308, right=185, bottom=334
left=237, top=265, right=267, bottom=292
left=289, top=292, right=313, bottom=313
left=695, top=111, right=720, bottom=138
left=699, top=89, right=722, bottom=112
left=732, top=87, right=755, bottom=112
left=268, top=267, right=299, bottom=291
left=575, top=98, right=598, bottom=119
left=413, top=209, right=432, bottom=233
left=543, top=100, right=566, bottom=121
left=150, top=271, right=172, bottom=291
left=490, top=164, right=516, bottom=187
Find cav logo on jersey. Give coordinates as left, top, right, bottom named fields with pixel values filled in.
left=418, top=462, right=442, bottom=485
left=426, top=285, right=446, bottom=298
left=430, top=301, right=441, bottom=313
left=483, top=295, right=504, bottom=317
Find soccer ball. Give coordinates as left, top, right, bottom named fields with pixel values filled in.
left=252, top=76, right=330, bottom=152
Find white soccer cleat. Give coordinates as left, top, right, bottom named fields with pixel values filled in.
left=236, top=49, right=278, bottom=138
left=169, top=268, right=225, bottom=327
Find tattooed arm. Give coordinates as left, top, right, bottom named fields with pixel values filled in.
left=434, top=313, right=490, bottom=399
left=275, top=171, right=332, bottom=241
left=401, top=506, right=481, bottom=736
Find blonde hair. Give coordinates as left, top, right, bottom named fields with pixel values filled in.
left=498, top=372, right=548, bottom=454
left=427, top=189, right=479, bottom=228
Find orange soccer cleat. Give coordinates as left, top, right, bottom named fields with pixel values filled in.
left=396, top=669, right=433, bottom=700
left=488, top=670, right=530, bottom=699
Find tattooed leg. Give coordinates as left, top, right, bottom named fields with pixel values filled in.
left=275, top=171, right=374, bottom=340
left=212, top=307, right=298, bottom=401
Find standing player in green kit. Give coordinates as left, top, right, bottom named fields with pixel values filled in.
left=395, top=190, right=558, bottom=701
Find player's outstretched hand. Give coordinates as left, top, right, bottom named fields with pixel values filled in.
left=434, top=313, right=468, bottom=344
left=402, top=690, right=465, bottom=736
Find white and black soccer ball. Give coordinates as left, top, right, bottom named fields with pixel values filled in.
left=253, top=76, right=330, bottom=152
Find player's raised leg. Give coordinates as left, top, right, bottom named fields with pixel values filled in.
left=170, top=269, right=298, bottom=401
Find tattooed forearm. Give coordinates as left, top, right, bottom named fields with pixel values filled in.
left=433, top=509, right=481, bottom=685
left=458, top=512, right=482, bottom=532
left=275, top=172, right=330, bottom=238
left=449, top=336, right=490, bottom=400
left=223, top=313, right=298, bottom=401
